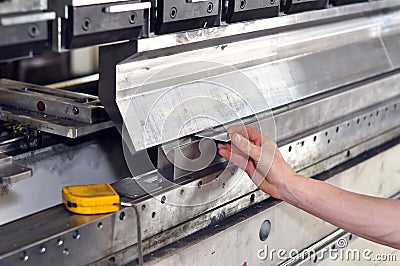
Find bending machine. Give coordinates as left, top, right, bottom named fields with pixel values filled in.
left=1, top=0, right=400, bottom=265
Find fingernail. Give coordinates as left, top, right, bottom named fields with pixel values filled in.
left=233, top=133, right=241, bottom=144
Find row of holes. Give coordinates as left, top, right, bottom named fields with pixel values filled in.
left=141, top=169, right=237, bottom=219
left=287, top=103, right=398, bottom=153
left=18, top=228, right=88, bottom=262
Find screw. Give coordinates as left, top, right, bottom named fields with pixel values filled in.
left=57, top=239, right=64, bottom=246
left=63, top=248, right=70, bottom=256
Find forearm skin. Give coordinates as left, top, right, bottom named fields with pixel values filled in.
left=280, top=174, right=400, bottom=249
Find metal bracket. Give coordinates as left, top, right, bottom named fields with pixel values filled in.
left=0, top=154, right=32, bottom=185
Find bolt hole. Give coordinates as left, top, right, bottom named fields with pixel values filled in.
left=72, top=106, right=79, bottom=115
left=363, top=116, right=366, bottom=120
left=141, top=204, right=146, bottom=210
left=198, top=181, right=203, bottom=188
left=385, top=107, right=389, bottom=112
left=207, top=2, right=213, bottom=13
left=313, top=136, right=317, bottom=142
left=325, top=131, right=328, bottom=136
left=231, top=167, right=237, bottom=175
left=301, top=141, right=304, bottom=146
left=97, top=222, right=103, bottom=229
left=250, top=194, right=255, bottom=203
left=20, top=251, right=28, bottom=261
left=29, top=25, right=39, bottom=37
left=37, top=101, right=46, bottom=112
left=395, top=104, right=398, bottom=109
left=129, top=12, right=136, bottom=24
left=336, top=127, right=339, bottom=133
left=109, top=257, right=116, bottom=263
left=327, top=139, right=331, bottom=144
left=73, top=230, right=80, bottom=239
left=222, top=182, right=226, bottom=188
left=180, top=189, right=185, bottom=195
left=161, top=196, right=166, bottom=204
left=347, top=122, right=350, bottom=127
left=332, top=244, right=336, bottom=250
left=82, top=18, right=91, bottom=31
left=240, top=0, right=246, bottom=9
left=376, top=110, right=380, bottom=116
left=368, top=122, right=371, bottom=127
left=259, top=220, right=271, bottom=241
left=63, top=248, right=69, bottom=256
left=270, top=0, right=275, bottom=4
left=348, top=234, right=353, bottom=241
left=119, top=212, right=126, bottom=221
left=288, top=146, right=292, bottom=152
left=346, top=150, right=351, bottom=157
left=170, top=7, right=177, bottom=18
left=152, top=212, right=156, bottom=218
left=357, top=118, right=360, bottom=124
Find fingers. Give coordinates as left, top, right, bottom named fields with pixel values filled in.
left=219, top=147, right=250, bottom=171
left=230, top=133, right=262, bottom=163
left=218, top=147, right=256, bottom=177
left=227, top=125, right=264, bottom=146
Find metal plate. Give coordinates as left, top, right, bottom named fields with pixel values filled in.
left=0, top=106, right=113, bottom=139
left=101, top=5, right=400, bottom=152
left=225, top=0, right=280, bottom=23
left=281, top=0, right=327, bottom=14
left=0, top=79, right=107, bottom=124
left=154, top=0, right=220, bottom=34
left=0, top=0, right=47, bottom=15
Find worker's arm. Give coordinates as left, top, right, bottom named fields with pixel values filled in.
left=217, top=126, right=400, bottom=249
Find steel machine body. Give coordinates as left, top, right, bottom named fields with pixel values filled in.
left=0, top=0, right=400, bottom=265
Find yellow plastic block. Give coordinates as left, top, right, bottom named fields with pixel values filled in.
left=62, top=184, right=120, bottom=214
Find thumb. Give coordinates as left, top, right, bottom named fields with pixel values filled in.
left=231, top=133, right=261, bottom=162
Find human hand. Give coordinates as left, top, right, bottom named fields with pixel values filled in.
left=217, top=126, right=297, bottom=199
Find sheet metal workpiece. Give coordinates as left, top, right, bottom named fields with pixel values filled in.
left=99, top=0, right=400, bottom=153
